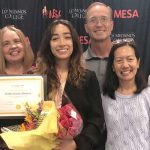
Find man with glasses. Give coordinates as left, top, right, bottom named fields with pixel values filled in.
left=84, top=2, right=114, bottom=91
left=83, top=2, right=114, bottom=150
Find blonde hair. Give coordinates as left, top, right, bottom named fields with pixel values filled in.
left=0, top=25, right=34, bottom=74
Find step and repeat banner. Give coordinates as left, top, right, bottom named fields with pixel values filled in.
left=0, top=0, right=150, bottom=77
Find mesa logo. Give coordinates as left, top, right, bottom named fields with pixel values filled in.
left=114, top=9, right=139, bottom=18
left=42, top=6, right=61, bottom=19
left=79, top=36, right=90, bottom=45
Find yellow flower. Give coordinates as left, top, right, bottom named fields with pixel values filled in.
left=25, top=114, right=33, bottom=123
left=20, top=124, right=26, bottom=131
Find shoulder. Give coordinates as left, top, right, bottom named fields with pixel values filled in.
left=82, top=69, right=99, bottom=89
left=84, top=69, right=97, bottom=79
left=79, top=69, right=97, bottom=85
left=137, top=86, right=150, bottom=107
left=101, top=94, right=113, bottom=104
left=141, top=86, right=150, bottom=96
left=136, top=86, right=150, bottom=104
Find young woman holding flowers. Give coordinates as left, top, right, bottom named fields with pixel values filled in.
left=0, top=19, right=105, bottom=150
left=35, top=19, right=105, bottom=150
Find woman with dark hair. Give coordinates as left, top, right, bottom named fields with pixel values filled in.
left=35, top=19, right=104, bottom=150
left=102, top=39, right=150, bottom=150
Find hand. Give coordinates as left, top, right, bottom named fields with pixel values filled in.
left=27, top=66, right=38, bottom=74
left=53, top=139, right=77, bottom=150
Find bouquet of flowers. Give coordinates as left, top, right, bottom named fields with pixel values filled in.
left=0, top=101, right=58, bottom=150
left=0, top=95, right=83, bottom=150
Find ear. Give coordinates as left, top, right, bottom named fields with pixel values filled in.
left=84, top=24, right=88, bottom=34
left=26, top=36, right=30, bottom=45
left=110, top=20, right=114, bottom=32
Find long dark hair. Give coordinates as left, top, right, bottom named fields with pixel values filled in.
left=36, top=19, right=85, bottom=99
left=103, top=39, right=147, bottom=99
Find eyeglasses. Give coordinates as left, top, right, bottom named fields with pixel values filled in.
left=86, top=16, right=111, bottom=25
left=112, top=38, right=135, bottom=45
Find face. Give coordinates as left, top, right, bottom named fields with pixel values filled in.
left=50, top=24, right=73, bottom=62
left=85, top=5, right=113, bottom=42
left=113, top=45, right=140, bottom=83
left=2, top=29, right=25, bottom=64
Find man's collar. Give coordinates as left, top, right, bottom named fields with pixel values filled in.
left=84, top=45, right=109, bottom=60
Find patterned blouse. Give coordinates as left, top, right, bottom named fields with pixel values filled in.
left=102, top=87, right=150, bottom=150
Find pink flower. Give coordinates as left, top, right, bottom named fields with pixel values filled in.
left=57, top=103, right=83, bottom=139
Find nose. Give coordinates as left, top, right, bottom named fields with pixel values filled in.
left=122, top=59, right=129, bottom=67
left=10, top=42, right=17, bottom=48
left=96, top=19, right=103, bottom=26
left=59, top=37, right=66, bottom=46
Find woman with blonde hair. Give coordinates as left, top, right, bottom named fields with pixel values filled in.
left=0, top=26, right=34, bottom=137
left=0, top=25, right=34, bottom=75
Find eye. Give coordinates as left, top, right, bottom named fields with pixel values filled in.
left=87, top=17, right=97, bottom=24
left=127, top=57, right=135, bottom=62
left=2, top=42, right=10, bottom=47
left=115, top=59, right=123, bottom=64
left=14, top=39, right=21, bottom=44
left=90, top=17, right=96, bottom=22
left=101, top=16, right=108, bottom=22
left=65, top=36, right=71, bottom=39
left=51, top=36, right=58, bottom=41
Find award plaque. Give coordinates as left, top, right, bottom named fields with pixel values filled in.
left=0, top=75, right=44, bottom=117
